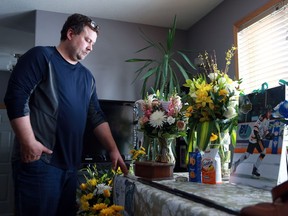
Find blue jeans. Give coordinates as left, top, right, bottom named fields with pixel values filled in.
left=12, top=159, right=78, bottom=216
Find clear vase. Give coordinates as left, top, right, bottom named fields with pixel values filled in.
left=143, top=135, right=157, bottom=161
left=155, top=137, right=175, bottom=164
left=221, top=159, right=231, bottom=181
left=219, top=132, right=231, bottom=181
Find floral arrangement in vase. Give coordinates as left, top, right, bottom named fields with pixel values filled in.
left=136, top=90, right=188, bottom=163
left=77, top=165, right=124, bottom=216
left=130, top=146, right=146, bottom=163
left=128, top=146, right=147, bottom=174
left=182, top=45, right=242, bottom=164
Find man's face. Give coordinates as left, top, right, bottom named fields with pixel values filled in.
left=68, top=26, right=97, bottom=62
left=267, top=110, right=272, bottom=118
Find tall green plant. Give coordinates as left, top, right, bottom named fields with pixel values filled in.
left=126, top=16, right=196, bottom=99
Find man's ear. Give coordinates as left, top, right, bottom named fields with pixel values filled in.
left=66, top=28, right=74, bottom=40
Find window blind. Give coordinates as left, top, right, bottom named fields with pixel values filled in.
left=237, top=1, right=288, bottom=94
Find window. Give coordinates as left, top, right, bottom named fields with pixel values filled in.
left=234, top=0, right=288, bottom=94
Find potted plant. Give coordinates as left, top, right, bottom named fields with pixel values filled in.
left=126, top=16, right=196, bottom=179
left=126, top=15, right=196, bottom=99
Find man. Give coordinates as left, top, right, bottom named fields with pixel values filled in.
left=4, top=13, right=128, bottom=216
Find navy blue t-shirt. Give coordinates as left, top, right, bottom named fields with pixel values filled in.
left=5, top=46, right=106, bottom=169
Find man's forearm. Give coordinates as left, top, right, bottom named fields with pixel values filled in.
left=10, top=115, right=36, bottom=145
left=93, top=122, right=118, bottom=152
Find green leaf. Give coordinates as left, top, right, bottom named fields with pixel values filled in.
left=196, top=121, right=214, bottom=151
left=231, top=128, right=237, bottom=147
left=172, top=59, right=189, bottom=80
left=135, top=44, right=155, bottom=53
left=185, top=129, right=197, bottom=164
left=167, top=16, right=176, bottom=51
left=177, top=51, right=197, bottom=70
left=125, top=58, right=153, bottom=62
left=131, top=61, right=154, bottom=84
left=159, top=42, right=167, bottom=54
left=140, top=67, right=158, bottom=80
left=163, top=54, right=169, bottom=78
left=139, top=28, right=162, bottom=51
left=170, top=66, right=180, bottom=93
left=141, top=78, right=149, bottom=98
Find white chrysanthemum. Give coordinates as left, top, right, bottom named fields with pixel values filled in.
left=149, top=110, right=166, bottom=128
left=93, top=183, right=112, bottom=195
left=167, top=116, right=175, bottom=125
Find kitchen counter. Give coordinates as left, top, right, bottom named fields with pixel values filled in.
left=113, top=173, right=272, bottom=216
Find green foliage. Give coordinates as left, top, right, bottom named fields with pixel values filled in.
left=76, top=165, right=124, bottom=216
left=126, top=15, right=196, bottom=99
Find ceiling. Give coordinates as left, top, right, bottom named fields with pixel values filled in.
left=0, top=0, right=223, bottom=30
left=0, top=0, right=224, bottom=71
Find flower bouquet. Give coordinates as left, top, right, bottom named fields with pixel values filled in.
left=128, top=146, right=147, bottom=175
left=136, top=90, right=188, bottom=163
left=130, top=146, right=146, bottom=162
left=182, top=46, right=242, bottom=165
left=77, top=165, right=124, bottom=216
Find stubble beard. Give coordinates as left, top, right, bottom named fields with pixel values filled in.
left=76, top=51, right=88, bottom=61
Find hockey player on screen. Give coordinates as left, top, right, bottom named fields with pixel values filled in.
left=231, top=106, right=274, bottom=177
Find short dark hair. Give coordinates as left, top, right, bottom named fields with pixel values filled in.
left=60, top=13, right=99, bottom=41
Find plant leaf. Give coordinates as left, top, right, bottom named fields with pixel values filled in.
left=167, top=16, right=176, bottom=51
left=177, top=51, right=197, bottom=70
left=125, top=58, right=153, bottom=62
left=139, top=28, right=162, bottom=51
left=135, top=44, right=154, bottom=53
left=196, top=121, right=214, bottom=151
left=140, top=67, right=158, bottom=80
left=230, top=128, right=237, bottom=147
left=131, top=61, right=155, bottom=84
left=172, top=59, right=189, bottom=80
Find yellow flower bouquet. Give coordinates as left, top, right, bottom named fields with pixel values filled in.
left=130, top=146, right=146, bottom=161
left=183, top=46, right=242, bottom=155
left=77, top=165, right=124, bottom=216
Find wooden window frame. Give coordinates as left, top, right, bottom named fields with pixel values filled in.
left=233, top=0, right=283, bottom=80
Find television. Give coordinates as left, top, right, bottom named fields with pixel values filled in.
left=81, top=99, right=137, bottom=164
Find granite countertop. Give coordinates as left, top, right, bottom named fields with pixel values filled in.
left=113, top=173, right=272, bottom=216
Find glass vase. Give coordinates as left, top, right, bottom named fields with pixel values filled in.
left=143, top=135, right=157, bottom=161
left=155, top=137, right=175, bottom=164
left=219, top=132, right=231, bottom=181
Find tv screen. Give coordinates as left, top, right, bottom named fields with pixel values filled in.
left=82, top=100, right=136, bottom=164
